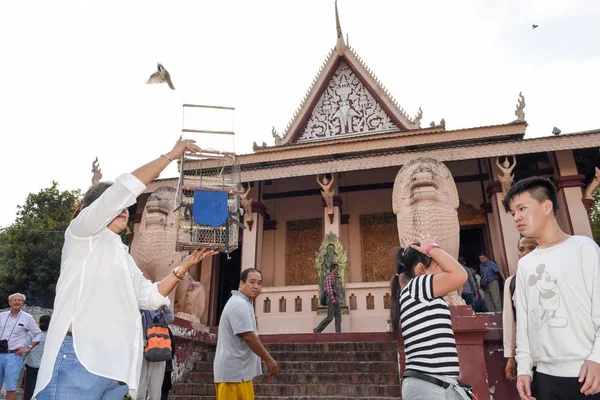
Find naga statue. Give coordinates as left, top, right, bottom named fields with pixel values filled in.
left=392, top=158, right=463, bottom=305
left=132, top=186, right=207, bottom=325
left=315, top=232, right=348, bottom=310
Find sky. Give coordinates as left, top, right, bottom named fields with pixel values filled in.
left=1, top=0, right=599, bottom=227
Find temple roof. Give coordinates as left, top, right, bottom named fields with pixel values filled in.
left=269, top=1, right=420, bottom=148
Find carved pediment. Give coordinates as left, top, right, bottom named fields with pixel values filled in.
left=298, top=61, right=399, bottom=143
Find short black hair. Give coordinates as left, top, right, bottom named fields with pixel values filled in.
left=478, top=253, right=488, bottom=258
left=39, top=314, right=51, bottom=332
left=502, top=176, right=558, bottom=215
left=240, top=268, right=262, bottom=283
left=329, top=264, right=338, bottom=272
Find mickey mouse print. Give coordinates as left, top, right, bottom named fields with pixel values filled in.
left=528, top=263, right=568, bottom=330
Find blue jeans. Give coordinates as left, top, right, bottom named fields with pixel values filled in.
left=0, top=352, right=24, bottom=391
left=461, top=293, right=474, bottom=310
left=36, top=336, right=129, bottom=400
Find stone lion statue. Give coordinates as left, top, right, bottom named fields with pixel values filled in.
left=132, top=186, right=207, bottom=324
left=392, top=158, right=463, bottom=305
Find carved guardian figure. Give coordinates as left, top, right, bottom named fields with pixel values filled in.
left=132, top=187, right=207, bottom=324
left=392, top=158, right=463, bottom=305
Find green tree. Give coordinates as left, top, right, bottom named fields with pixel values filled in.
left=0, top=182, right=80, bottom=307
left=591, top=188, right=600, bottom=244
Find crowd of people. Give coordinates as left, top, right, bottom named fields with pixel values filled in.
left=391, top=176, right=600, bottom=400
left=0, top=138, right=598, bottom=400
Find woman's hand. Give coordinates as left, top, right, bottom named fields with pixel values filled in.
left=180, top=248, right=219, bottom=271
left=167, top=139, right=202, bottom=160
left=409, top=234, right=437, bottom=255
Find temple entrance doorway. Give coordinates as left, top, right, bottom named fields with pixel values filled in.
left=459, top=227, right=486, bottom=271
left=215, top=249, right=242, bottom=324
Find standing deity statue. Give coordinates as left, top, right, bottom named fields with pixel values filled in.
left=317, top=174, right=336, bottom=218
left=496, top=155, right=517, bottom=195
left=584, top=167, right=600, bottom=200
left=239, top=184, right=253, bottom=230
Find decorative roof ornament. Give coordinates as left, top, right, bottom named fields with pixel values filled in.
left=335, top=0, right=346, bottom=56
left=91, top=157, right=102, bottom=185
left=552, top=126, right=561, bottom=135
left=413, top=107, right=423, bottom=129
left=440, top=118, right=446, bottom=128
left=514, top=92, right=526, bottom=122
left=272, top=126, right=283, bottom=145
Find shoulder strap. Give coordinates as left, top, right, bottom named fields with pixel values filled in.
left=144, top=310, right=154, bottom=329
left=509, top=276, right=517, bottom=321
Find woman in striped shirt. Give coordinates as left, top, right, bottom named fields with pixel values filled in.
left=390, top=238, right=468, bottom=399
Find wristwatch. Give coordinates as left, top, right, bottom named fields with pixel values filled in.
left=27, top=344, right=33, bottom=349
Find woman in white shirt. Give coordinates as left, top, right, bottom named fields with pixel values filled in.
left=34, top=139, right=217, bottom=400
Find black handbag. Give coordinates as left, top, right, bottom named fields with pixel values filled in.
left=320, top=292, right=328, bottom=306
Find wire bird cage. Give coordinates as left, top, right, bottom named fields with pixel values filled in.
left=174, top=104, right=244, bottom=253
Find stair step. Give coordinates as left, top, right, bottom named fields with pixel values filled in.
left=263, top=342, right=397, bottom=352
left=182, top=372, right=399, bottom=385
left=266, top=350, right=398, bottom=362
left=172, top=383, right=400, bottom=397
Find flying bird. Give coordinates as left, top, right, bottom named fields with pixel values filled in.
left=532, top=24, right=539, bottom=29
left=147, top=63, right=175, bottom=90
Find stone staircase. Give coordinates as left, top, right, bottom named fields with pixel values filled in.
left=170, top=333, right=401, bottom=399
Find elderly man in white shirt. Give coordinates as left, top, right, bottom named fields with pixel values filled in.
left=0, top=293, right=43, bottom=400
left=33, top=139, right=217, bottom=400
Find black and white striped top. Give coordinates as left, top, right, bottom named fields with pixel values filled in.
left=400, top=275, right=460, bottom=376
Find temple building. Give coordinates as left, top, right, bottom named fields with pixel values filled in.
left=127, top=4, right=600, bottom=398
left=133, top=4, right=600, bottom=332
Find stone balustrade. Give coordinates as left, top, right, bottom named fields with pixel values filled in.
left=255, top=282, right=392, bottom=334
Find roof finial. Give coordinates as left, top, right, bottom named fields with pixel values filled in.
left=335, top=0, right=346, bottom=55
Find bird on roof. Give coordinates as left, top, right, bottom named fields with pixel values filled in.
left=552, top=127, right=561, bottom=135
left=532, top=24, right=539, bottom=29
left=147, top=63, right=175, bottom=90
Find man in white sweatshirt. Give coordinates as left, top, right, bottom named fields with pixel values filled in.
left=503, top=176, right=600, bottom=399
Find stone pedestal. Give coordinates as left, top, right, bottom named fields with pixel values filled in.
left=450, top=306, right=492, bottom=400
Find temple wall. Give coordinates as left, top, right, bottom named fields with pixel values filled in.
left=263, top=195, right=323, bottom=287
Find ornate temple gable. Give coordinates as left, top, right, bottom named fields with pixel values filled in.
left=273, top=2, right=418, bottom=147
left=297, top=60, right=401, bottom=143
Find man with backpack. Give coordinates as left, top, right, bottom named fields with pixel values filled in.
left=137, top=305, right=174, bottom=400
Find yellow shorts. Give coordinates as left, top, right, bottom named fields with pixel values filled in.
left=215, top=380, right=254, bottom=400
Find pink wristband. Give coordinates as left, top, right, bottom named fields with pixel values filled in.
left=426, top=243, right=440, bottom=257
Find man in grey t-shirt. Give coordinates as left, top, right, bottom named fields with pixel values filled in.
left=213, top=268, right=278, bottom=399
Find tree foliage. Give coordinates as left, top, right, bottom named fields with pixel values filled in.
left=0, top=182, right=80, bottom=308
left=591, top=188, right=600, bottom=244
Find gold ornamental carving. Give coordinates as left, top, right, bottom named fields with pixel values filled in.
left=285, top=219, right=323, bottom=286
left=458, top=200, right=486, bottom=226
left=360, top=213, right=398, bottom=282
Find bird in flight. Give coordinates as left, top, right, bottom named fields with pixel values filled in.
left=147, top=63, right=175, bottom=90
left=532, top=24, right=539, bottom=29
